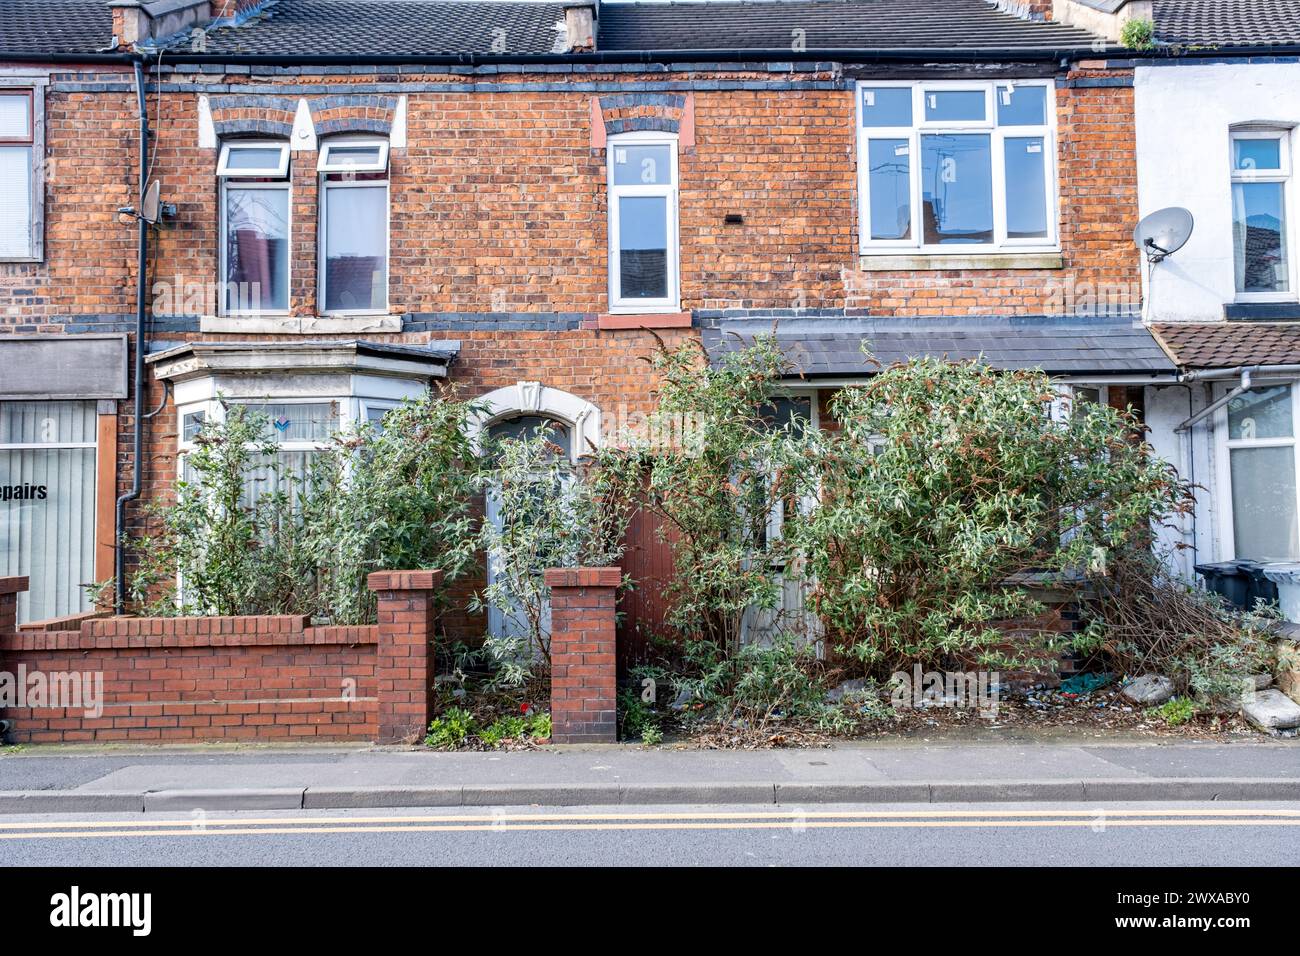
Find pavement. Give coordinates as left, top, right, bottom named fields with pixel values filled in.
left=2, top=736, right=1299, bottom=813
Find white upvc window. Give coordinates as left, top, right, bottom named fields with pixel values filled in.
left=1216, top=381, right=1300, bottom=562
left=319, top=136, right=390, bottom=315
left=857, top=80, right=1059, bottom=255
left=1230, top=127, right=1297, bottom=301
left=607, top=132, right=680, bottom=312
left=218, top=140, right=291, bottom=316
left=0, top=86, right=42, bottom=261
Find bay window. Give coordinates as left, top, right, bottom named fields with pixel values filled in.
left=0, top=88, right=39, bottom=260
left=1220, top=383, right=1300, bottom=562
left=1230, top=128, right=1294, bottom=299
left=218, top=140, right=291, bottom=315
left=318, top=137, right=390, bottom=314
left=607, top=133, right=679, bottom=311
left=858, top=81, right=1057, bottom=253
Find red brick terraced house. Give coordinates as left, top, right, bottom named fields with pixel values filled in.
left=1, top=0, right=1293, bottom=648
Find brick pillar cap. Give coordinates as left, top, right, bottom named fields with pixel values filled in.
left=367, top=570, right=444, bottom=592
left=543, top=567, right=622, bottom=588
left=0, top=576, right=30, bottom=596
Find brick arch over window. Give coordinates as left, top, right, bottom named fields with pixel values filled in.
left=208, top=94, right=297, bottom=138
left=591, top=93, right=695, bottom=149
left=309, top=94, right=400, bottom=137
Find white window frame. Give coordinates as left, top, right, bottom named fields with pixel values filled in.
left=856, top=79, right=1060, bottom=256
left=1229, top=127, right=1298, bottom=303
left=218, top=177, right=292, bottom=317
left=317, top=137, right=390, bottom=174
left=318, top=142, right=391, bottom=316
left=1214, top=378, right=1300, bottom=561
left=216, top=140, right=291, bottom=178
left=0, top=81, right=44, bottom=263
left=607, top=131, right=680, bottom=314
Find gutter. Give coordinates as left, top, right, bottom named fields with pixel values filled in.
left=9, top=42, right=1300, bottom=69
left=113, top=54, right=151, bottom=614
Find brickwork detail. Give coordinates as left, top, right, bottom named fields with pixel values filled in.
left=545, top=567, right=619, bottom=744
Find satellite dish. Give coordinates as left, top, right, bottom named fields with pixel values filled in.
left=140, top=181, right=162, bottom=225
left=1134, top=207, right=1194, bottom=264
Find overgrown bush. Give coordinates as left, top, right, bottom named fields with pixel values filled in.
left=122, top=389, right=482, bottom=625
left=599, top=336, right=809, bottom=655
left=788, top=358, right=1192, bottom=680
left=1080, top=548, right=1278, bottom=707
left=471, top=429, right=632, bottom=665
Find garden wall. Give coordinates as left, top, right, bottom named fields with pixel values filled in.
left=0, top=572, right=441, bottom=745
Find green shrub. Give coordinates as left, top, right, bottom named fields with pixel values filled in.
left=1120, top=18, right=1155, bottom=50
left=1148, top=697, right=1195, bottom=727
left=789, top=358, right=1189, bottom=679
left=674, top=636, right=830, bottom=726
left=424, top=707, right=477, bottom=749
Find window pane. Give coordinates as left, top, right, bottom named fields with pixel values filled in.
left=239, top=402, right=338, bottom=443
left=241, top=450, right=318, bottom=511
left=759, top=396, right=812, bottom=435
left=325, top=145, right=383, bottom=168
left=324, top=184, right=387, bottom=312
left=1230, top=446, right=1299, bottom=561
left=0, top=401, right=96, bottom=445
left=861, top=87, right=912, bottom=127
left=867, top=138, right=912, bottom=241
left=612, top=144, right=672, bottom=186
left=1233, top=181, right=1289, bottom=293
left=224, top=186, right=289, bottom=312
left=618, top=195, right=668, bottom=299
left=1228, top=385, right=1293, bottom=440
left=997, top=85, right=1047, bottom=126
left=0, top=94, right=30, bottom=138
left=0, top=145, right=32, bottom=258
left=182, top=411, right=206, bottom=443
left=487, top=416, right=572, bottom=457
left=1005, top=136, right=1049, bottom=239
left=924, top=90, right=985, bottom=123
left=225, top=146, right=284, bottom=171
left=921, top=134, right=994, bottom=245
left=1233, top=137, right=1282, bottom=172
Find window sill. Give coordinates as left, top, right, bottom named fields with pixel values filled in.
left=1225, top=302, right=1300, bottom=321
left=858, top=252, right=1064, bottom=272
left=200, top=314, right=403, bottom=334
left=596, top=311, right=692, bottom=330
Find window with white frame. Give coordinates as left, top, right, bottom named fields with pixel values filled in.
left=857, top=81, right=1057, bottom=253
left=218, top=139, right=292, bottom=314
left=0, top=88, right=40, bottom=260
left=1230, top=128, right=1295, bottom=299
left=1220, top=383, right=1300, bottom=561
left=318, top=136, right=390, bottom=314
left=607, top=133, right=679, bottom=311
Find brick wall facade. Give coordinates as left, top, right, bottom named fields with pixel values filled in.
left=0, top=572, right=438, bottom=744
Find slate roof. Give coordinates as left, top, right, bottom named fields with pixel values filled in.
left=195, top=0, right=570, bottom=56
left=1152, top=322, right=1300, bottom=369
left=0, top=0, right=112, bottom=55
left=599, top=0, right=1105, bottom=52
left=1154, top=0, right=1300, bottom=47
left=702, top=316, right=1178, bottom=377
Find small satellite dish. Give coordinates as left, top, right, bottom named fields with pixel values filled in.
left=1134, top=207, right=1194, bottom=264
left=140, top=181, right=162, bottom=225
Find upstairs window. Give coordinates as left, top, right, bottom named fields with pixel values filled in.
left=0, top=89, right=38, bottom=260
left=318, top=136, right=390, bottom=315
left=607, top=133, right=679, bottom=312
left=1231, top=128, right=1294, bottom=299
left=858, top=81, right=1057, bottom=254
left=218, top=140, right=291, bottom=315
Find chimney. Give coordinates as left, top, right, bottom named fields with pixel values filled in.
left=993, top=1, right=1053, bottom=21
left=107, top=0, right=214, bottom=48
left=564, top=2, right=597, bottom=53
left=1052, top=0, right=1154, bottom=43
left=210, top=0, right=263, bottom=20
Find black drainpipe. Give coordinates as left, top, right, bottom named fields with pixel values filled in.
left=114, top=56, right=150, bottom=615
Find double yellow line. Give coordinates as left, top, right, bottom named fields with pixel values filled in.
left=1, top=807, right=1299, bottom=840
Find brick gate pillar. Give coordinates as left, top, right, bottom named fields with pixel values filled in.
left=367, top=570, right=442, bottom=744
left=544, top=567, right=620, bottom=744
left=0, top=577, right=28, bottom=635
